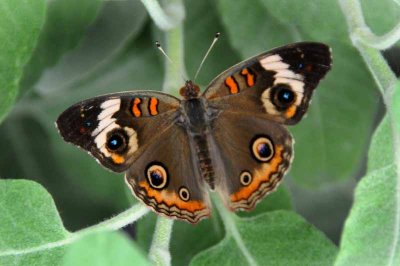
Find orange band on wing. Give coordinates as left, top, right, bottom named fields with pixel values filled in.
left=230, top=145, right=283, bottom=202
left=241, top=68, right=255, bottom=87
left=149, top=97, right=159, bottom=116
left=225, top=76, right=239, bottom=94
left=285, top=105, right=297, bottom=118
left=111, top=154, right=125, bottom=164
left=139, top=181, right=207, bottom=212
left=131, top=98, right=142, bottom=117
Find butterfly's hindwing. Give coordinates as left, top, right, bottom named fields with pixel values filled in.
left=125, top=124, right=211, bottom=223
left=211, top=112, right=293, bottom=211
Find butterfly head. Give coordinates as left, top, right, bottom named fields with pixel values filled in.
left=180, top=80, right=200, bottom=100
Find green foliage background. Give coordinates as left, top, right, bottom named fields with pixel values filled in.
left=0, top=0, right=399, bottom=265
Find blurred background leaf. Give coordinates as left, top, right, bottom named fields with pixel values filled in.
left=0, top=0, right=46, bottom=123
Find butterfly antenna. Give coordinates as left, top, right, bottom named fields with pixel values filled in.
left=155, top=41, right=187, bottom=82
left=194, top=32, right=221, bottom=82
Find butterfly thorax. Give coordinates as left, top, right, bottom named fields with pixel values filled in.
left=180, top=83, right=216, bottom=189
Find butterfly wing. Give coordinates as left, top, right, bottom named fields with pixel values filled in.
left=56, top=91, right=180, bottom=172
left=125, top=124, right=211, bottom=223
left=203, top=42, right=332, bottom=125
left=210, top=112, right=293, bottom=211
left=57, top=91, right=211, bottom=223
left=204, top=42, right=331, bottom=210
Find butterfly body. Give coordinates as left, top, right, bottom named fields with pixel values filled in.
left=57, top=42, right=332, bottom=223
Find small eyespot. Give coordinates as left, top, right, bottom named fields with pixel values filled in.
left=146, top=163, right=168, bottom=190
left=84, top=120, right=92, bottom=128
left=106, top=130, right=127, bottom=152
left=240, top=171, right=252, bottom=186
left=179, top=187, right=190, bottom=201
left=270, top=84, right=296, bottom=109
left=251, top=136, right=274, bottom=162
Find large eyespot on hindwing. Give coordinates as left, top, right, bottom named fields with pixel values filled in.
left=250, top=135, right=275, bottom=162
left=146, top=163, right=169, bottom=190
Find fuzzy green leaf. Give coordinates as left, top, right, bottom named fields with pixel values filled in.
left=0, top=0, right=46, bottom=123
left=0, top=179, right=149, bottom=265
left=20, top=0, right=103, bottom=94
left=34, top=0, right=147, bottom=95
left=62, top=232, right=149, bottom=266
left=335, top=81, right=400, bottom=265
left=0, top=179, right=69, bottom=265
left=190, top=211, right=338, bottom=265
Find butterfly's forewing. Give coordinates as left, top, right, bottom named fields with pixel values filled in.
left=204, top=42, right=331, bottom=210
left=56, top=92, right=180, bottom=172
left=57, top=91, right=211, bottom=223
left=203, top=42, right=332, bottom=125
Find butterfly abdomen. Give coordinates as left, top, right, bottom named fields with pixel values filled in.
left=193, top=134, right=215, bottom=189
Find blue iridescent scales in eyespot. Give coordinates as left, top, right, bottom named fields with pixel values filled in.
left=107, top=135, right=123, bottom=150
left=257, top=143, right=272, bottom=158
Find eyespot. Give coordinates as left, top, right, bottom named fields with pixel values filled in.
left=179, top=186, right=190, bottom=201
left=106, top=130, right=128, bottom=153
left=146, top=163, right=169, bottom=190
left=270, top=84, right=296, bottom=109
left=84, top=121, right=92, bottom=128
left=240, top=171, right=252, bottom=186
left=251, top=135, right=274, bottom=162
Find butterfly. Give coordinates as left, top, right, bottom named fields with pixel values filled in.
left=56, top=42, right=332, bottom=223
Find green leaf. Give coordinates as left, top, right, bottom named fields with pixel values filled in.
left=20, top=0, right=103, bottom=94
left=218, top=0, right=380, bottom=186
left=0, top=179, right=69, bottom=265
left=335, top=81, right=400, bottom=266
left=184, top=0, right=241, bottom=85
left=0, top=179, right=149, bottom=265
left=0, top=0, right=46, bottom=123
left=361, top=0, right=400, bottom=35
left=190, top=211, right=338, bottom=265
left=62, top=232, right=149, bottom=266
left=216, top=0, right=293, bottom=58
left=34, top=0, right=147, bottom=95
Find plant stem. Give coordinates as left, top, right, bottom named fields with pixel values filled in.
left=149, top=217, right=174, bottom=266
left=212, top=194, right=258, bottom=266
left=75, top=203, right=149, bottom=235
left=162, top=24, right=187, bottom=95
left=338, top=0, right=397, bottom=96
left=140, top=0, right=184, bottom=31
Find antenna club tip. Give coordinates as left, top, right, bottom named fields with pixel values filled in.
left=215, top=32, right=221, bottom=38
left=155, top=41, right=161, bottom=47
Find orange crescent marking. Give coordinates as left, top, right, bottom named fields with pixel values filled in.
left=230, top=145, right=284, bottom=202
left=139, top=181, right=207, bottom=212
left=225, top=76, right=239, bottom=94
left=149, top=97, right=159, bottom=116
left=241, top=68, right=255, bottom=87
left=285, top=105, right=297, bottom=118
left=111, top=154, right=125, bottom=164
left=132, top=98, right=142, bottom=117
